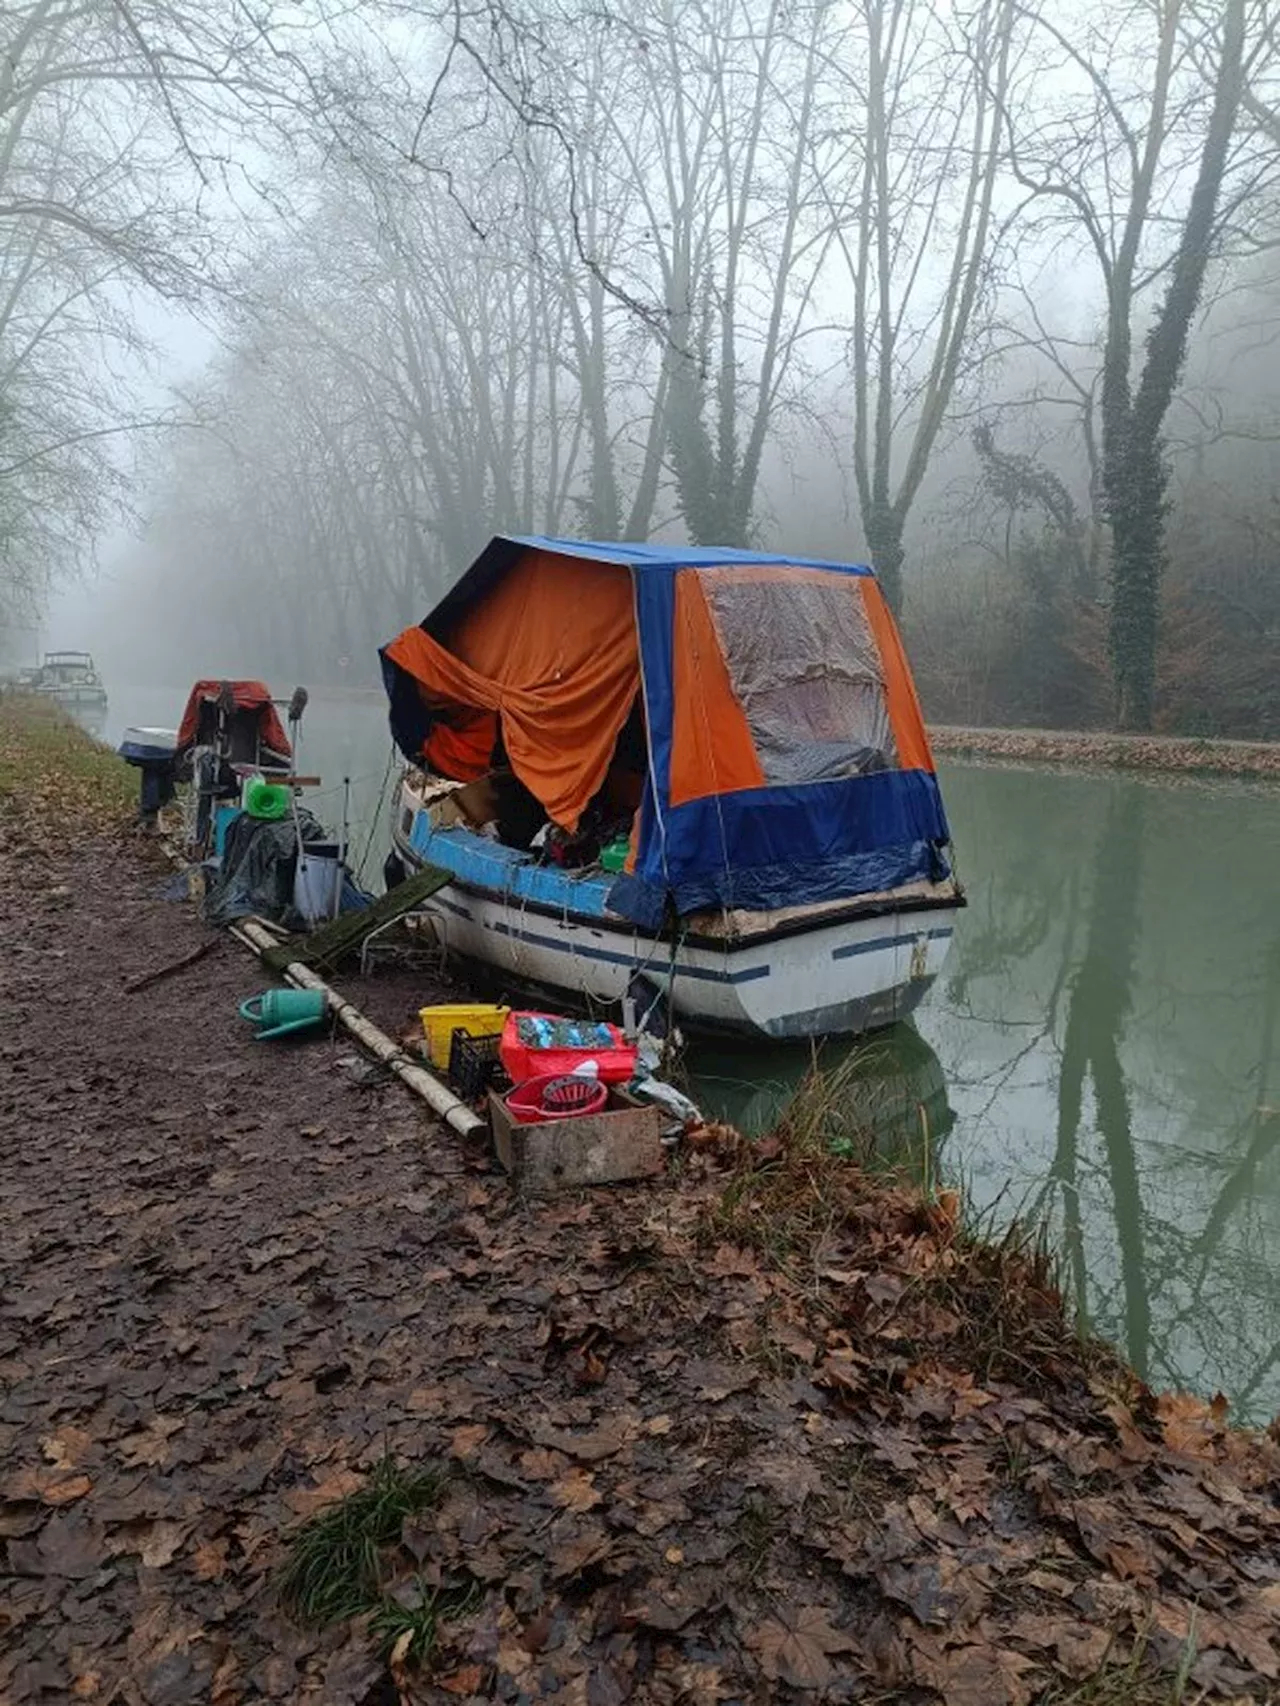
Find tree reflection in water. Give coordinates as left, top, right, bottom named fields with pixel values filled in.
left=917, top=762, right=1280, bottom=1425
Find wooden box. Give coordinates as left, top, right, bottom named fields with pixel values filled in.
left=488, top=1087, right=665, bottom=1194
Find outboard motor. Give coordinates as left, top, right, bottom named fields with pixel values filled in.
left=118, top=727, right=178, bottom=828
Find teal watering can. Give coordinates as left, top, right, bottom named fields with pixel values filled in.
left=239, top=987, right=327, bottom=1040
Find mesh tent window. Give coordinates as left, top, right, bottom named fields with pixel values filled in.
left=700, top=568, right=897, bottom=786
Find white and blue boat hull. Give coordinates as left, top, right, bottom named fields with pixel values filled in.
left=392, top=775, right=960, bottom=1041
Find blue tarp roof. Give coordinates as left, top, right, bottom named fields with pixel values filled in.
left=423, top=533, right=872, bottom=638
left=499, top=535, right=873, bottom=573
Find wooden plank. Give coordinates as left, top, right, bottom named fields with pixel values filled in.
left=261, top=862, right=453, bottom=973
left=489, top=1089, right=664, bottom=1194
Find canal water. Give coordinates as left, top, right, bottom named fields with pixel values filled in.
left=103, top=688, right=1280, bottom=1424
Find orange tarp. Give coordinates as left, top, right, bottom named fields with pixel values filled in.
left=858, top=577, right=935, bottom=774
left=669, top=570, right=764, bottom=808
left=384, top=549, right=639, bottom=832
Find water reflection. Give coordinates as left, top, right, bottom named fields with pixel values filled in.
left=689, top=1023, right=954, bottom=1158
left=920, top=764, right=1280, bottom=1426
left=690, top=764, right=1280, bottom=1424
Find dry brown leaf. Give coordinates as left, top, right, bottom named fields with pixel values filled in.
left=42, top=1473, right=92, bottom=1506
left=664, top=1661, right=729, bottom=1701
left=745, top=1605, right=855, bottom=1689
left=1023, top=1569, right=1077, bottom=1599
left=192, top=1537, right=230, bottom=1581
left=437, top=1666, right=484, bottom=1695
left=244, top=1237, right=301, bottom=1272
left=116, top=1415, right=184, bottom=1469
left=139, top=1520, right=187, bottom=1569
left=40, top=1427, right=94, bottom=1471
left=1008, top=1613, right=1112, bottom=1679
left=913, top=1642, right=1037, bottom=1706
left=388, top=1627, right=414, bottom=1678
left=519, top=1448, right=569, bottom=1481
left=548, top=1468, right=601, bottom=1512
left=283, top=1468, right=365, bottom=1517
left=1071, top=1499, right=1160, bottom=1584
left=450, top=1424, right=490, bottom=1461
left=1054, top=1623, right=1113, bottom=1679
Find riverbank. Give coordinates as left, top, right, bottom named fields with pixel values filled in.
left=3, top=701, right=1280, bottom=1704
left=932, top=723, right=1280, bottom=779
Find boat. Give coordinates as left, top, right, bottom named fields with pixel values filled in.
left=380, top=535, right=964, bottom=1041
left=31, top=650, right=108, bottom=729
left=171, top=678, right=294, bottom=850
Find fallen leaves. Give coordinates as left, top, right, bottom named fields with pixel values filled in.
left=40, top=1427, right=95, bottom=1470
left=745, top=1605, right=855, bottom=1689
left=115, top=1415, right=185, bottom=1469
left=42, top=1473, right=92, bottom=1507
left=912, top=1639, right=1038, bottom=1706
left=1070, top=1498, right=1161, bottom=1585
left=5, top=812, right=1280, bottom=1706
left=548, top=1469, right=602, bottom=1512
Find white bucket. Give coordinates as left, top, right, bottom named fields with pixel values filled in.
left=294, top=842, right=344, bottom=926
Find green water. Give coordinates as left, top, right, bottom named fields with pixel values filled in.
left=697, top=763, right=1280, bottom=1426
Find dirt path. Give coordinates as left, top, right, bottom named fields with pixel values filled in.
left=4, top=811, right=1280, bottom=1705
left=0, top=824, right=454, bottom=1700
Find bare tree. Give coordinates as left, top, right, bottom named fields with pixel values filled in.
left=830, top=0, right=1017, bottom=613
left=1002, top=0, right=1267, bottom=729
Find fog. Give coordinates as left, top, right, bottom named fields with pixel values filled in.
left=5, top=0, right=1280, bottom=737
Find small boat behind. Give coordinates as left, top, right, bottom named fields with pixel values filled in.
left=32, top=650, right=108, bottom=731
left=380, top=534, right=965, bottom=1042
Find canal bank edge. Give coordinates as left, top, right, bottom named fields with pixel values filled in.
left=933, top=723, right=1280, bottom=780
left=3, top=695, right=1280, bottom=1705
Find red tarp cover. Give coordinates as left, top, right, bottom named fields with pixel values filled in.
left=175, top=680, right=291, bottom=760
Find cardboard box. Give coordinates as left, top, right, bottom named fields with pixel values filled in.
left=488, top=1087, right=664, bottom=1194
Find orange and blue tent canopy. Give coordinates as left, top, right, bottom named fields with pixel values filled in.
left=381, top=535, right=951, bottom=926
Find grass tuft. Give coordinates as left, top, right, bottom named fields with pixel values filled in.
left=1035, top=1626, right=1199, bottom=1705
left=370, top=1577, right=481, bottom=1667
left=276, top=1457, right=448, bottom=1628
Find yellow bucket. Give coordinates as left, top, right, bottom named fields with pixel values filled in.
left=419, top=1003, right=510, bottom=1069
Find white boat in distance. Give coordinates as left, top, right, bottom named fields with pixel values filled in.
left=382, top=535, right=963, bottom=1041
left=30, top=651, right=108, bottom=728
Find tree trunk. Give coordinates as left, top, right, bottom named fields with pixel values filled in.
left=1104, top=431, right=1167, bottom=731
left=864, top=500, right=905, bottom=616
left=1101, top=0, right=1247, bottom=731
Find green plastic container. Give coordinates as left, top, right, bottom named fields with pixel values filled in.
left=243, top=777, right=290, bottom=820
left=239, top=988, right=327, bottom=1039
left=599, top=838, right=629, bottom=873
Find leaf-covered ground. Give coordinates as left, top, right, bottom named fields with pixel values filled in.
left=931, top=724, right=1280, bottom=780
left=0, top=694, right=136, bottom=833
left=3, top=723, right=1280, bottom=1704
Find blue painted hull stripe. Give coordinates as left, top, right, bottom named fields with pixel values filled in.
left=427, top=894, right=952, bottom=984
left=486, top=919, right=772, bottom=985
left=831, top=926, right=954, bottom=962
left=431, top=893, right=766, bottom=985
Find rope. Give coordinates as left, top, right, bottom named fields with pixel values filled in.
left=355, top=743, right=399, bottom=885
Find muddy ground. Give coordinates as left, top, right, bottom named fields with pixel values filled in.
left=4, top=809, right=1280, bottom=1706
